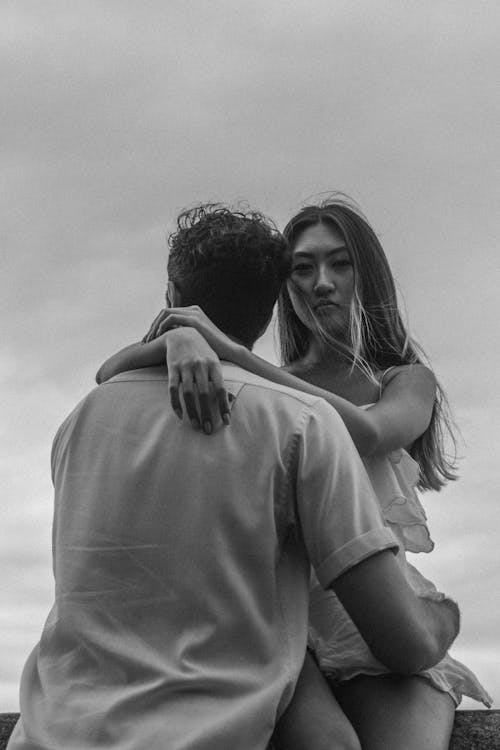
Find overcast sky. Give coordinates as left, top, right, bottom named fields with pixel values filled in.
left=1, top=0, right=499, bottom=711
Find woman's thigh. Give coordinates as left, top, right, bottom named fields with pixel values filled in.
left=333, top=673, right=456, bottom=750
left=272, top=651, right=361, bottom=750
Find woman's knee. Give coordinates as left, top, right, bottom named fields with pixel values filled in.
left=334, top=674, right=455, bottom=750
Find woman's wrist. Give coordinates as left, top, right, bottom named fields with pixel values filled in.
left=230, top=342, right=248, bottom=364
left=227, top=342, right=252, bottom=367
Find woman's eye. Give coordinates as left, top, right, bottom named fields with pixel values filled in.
left=292, top=264, right=313, bottom=273
left=332, top=260, right=352, bottom=270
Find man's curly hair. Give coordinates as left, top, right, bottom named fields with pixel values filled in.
left=167, top=204, right=291, bottom=346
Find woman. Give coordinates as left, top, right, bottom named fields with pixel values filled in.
left=98, top=197, right=491, bottom=750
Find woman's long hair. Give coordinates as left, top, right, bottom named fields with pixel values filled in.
left=277, top=195, right=457, bottom=492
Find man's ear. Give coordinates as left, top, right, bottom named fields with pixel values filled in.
left=166, top=281, right=182, bottom=307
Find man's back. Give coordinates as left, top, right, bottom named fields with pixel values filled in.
left=9, top=364, right=396, bottom=750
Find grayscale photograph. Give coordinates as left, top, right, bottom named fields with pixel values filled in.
left=1, top=2, right=499, bottom=748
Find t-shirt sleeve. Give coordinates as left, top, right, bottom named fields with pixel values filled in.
left=295, top=399, right=399, bottom=589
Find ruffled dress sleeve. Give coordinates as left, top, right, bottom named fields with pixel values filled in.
left=362, top=448, right=434, bottom=554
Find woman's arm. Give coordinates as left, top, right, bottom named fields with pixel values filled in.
left=96, top=339, right=166, bottom=384
left=95, top=307, right=202, bottom=384
left=95, top=307, right=234, bottom=386
left=234, top=348, right=436, bottom=456
left=148, top=307, right=436, bottom=457
left=96, top=329, right=231, bottom=434
left=100, top=307, right=436, bottom=455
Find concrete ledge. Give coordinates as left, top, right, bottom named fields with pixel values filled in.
left=449, top=710, right=500, bottom=749
left=0, top=715, right=18, bottom=750
left=1, top=711, right=499, bottom=749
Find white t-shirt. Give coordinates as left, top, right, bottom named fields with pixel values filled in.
left=9, top=364, right=397, bottom=750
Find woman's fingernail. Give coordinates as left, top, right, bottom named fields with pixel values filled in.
left=222, top=413, right=231, bottom=426
left=204, top=422, right=212, bottom=435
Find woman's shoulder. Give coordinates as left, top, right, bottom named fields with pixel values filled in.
left=379, top=363, right=436, bottom=392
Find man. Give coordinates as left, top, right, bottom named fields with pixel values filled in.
left=9, top=205, right=459, bottom=750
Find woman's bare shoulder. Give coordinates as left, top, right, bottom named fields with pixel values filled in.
left=381, top=363, right=436, bottom=392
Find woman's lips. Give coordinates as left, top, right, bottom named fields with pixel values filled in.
left=314, top=301, right=338, bottom=309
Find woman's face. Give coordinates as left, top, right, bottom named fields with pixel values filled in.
left=287, top=221, right=355, bottom=338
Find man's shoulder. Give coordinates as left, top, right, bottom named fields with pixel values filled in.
left=51, top=369, right=169, bottom=473
left=221, top=363, right=327, bottom=410
left=100, top=364, right=319, bottom=409
left=104, top=366, right=170, bottom=383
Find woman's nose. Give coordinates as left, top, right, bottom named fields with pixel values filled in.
left=313, top=269, right=335, bottom=294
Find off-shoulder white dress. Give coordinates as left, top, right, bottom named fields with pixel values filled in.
left=308, top=407, right=492, bottom=707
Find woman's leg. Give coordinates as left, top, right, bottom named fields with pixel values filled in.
left=333, top=673, right=455, bottom=750
left=272, top=651, right=361, bottom=750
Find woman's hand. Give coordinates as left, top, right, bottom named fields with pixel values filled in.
left=143, top=306, right=238, bottom=362
left=164, top=327, right=231, bottom=434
